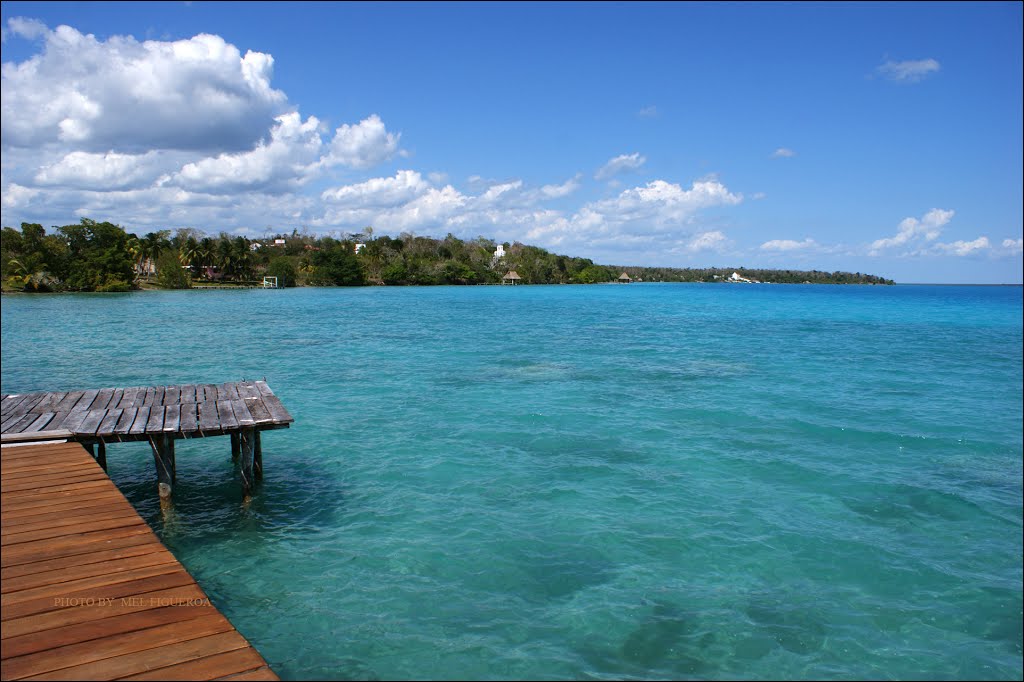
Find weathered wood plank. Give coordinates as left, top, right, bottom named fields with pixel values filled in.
left=31, top=392, right=67, bottom=412
left=19, top=413, right=56, bottom=434
left=201, top=384, right=219, bottom=403
left=146, top=406, right=166, bottom=432
left=216, top=401, right=238, bottom=430
left=77, top=409, right=108, bottom=436
left=231, top=400, right=255, bottom=427
left=259, top=394, right=293, bottom=424
left=4, top=413, right=43, bottom=435
left=179, top=384, right=197, bottom=403
left=198, top=401, right=220, bottom=431
left=129, top=407, right=152, bottom=436
left=219, top=383, right=241, bottom=401
left=96, top=409, right=124, bottom=437
left=118, top=386, right=140, bottom=409
left=236, top=382, right=260, bottom=400
left=52, top=390, right=86, bottom=413
left=244, top=398, right=273, bottom=425
left=0, top=430, right=74, bottom=445
left=90, top=388, right=116, bottom=412
left=254, top=381, right=274, bottom=396
left=3, top=393, right=48, bottom=421
left=179, top=403, right=199, bottom=433
left=114, top=407, right=139, bottom=435
left=163, top=405, right=181, bottom=433
left=74, top=389, right=100, bottom=412
left=164, top=385, right=181, bottom=406
left=55, top=406, right=91, bottom=433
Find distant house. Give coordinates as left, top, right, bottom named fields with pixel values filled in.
left=250, top=242, right=263, bottom=251
left=494, top=244, right=505, bottom=259
left=502, top=270, right=522, bottom=285
left=618, top=272, right=632, bottom=284
left=355, top=243, right=366, bottom=253
left=729, top=272, right=758, bottom=283
left=274, top=238, right=286, bottom=247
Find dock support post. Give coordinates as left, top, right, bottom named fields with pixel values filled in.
left=239, top=428, right=255, bottom=498
left=231, top=432, right=240, bottom=463
left=254, top=431, right=263, bottom=481
left=150, top=434, right=176, bottom=499
left=96, top=440, right=107, bottom=471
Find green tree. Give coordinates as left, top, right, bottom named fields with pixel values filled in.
left=155, top=251, right=192, bottom=289
left=266, top=256, right=298, bottom=287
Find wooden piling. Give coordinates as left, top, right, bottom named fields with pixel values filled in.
left=254, top=431, right=263, bottom=480
left=150, top=433, right=176, bottom=499
left=231, top=432, right=240, bottom=462
left=239, top=428, right=255, bottom=497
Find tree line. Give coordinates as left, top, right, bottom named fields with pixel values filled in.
left=0, top=219, right=893, bottom=292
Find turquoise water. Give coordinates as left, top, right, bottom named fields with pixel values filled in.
left=2, top=284, right=1021, bottom=680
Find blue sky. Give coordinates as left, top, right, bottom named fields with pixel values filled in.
left=1, top=1, right=1021, bottom=283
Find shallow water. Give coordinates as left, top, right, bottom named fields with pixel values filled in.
left=2, top=283, right=1021, bottom=680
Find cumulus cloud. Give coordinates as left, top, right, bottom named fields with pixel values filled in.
left=931, top=236, right=990, bottom=256
left=595, top=152, right=646, bottom=181
left=537, top=175, right=581, bottom=199
left=876, top=58, right=941, bottom=83
left=323, top=114, right=400, bottom=169
left=761, top=238, right=817, bottom=251
left=173, top=112, right=324, bottom=193
left=2, top=21, right=287, bottom=152
left=34, top=150, right=170, bottom=190
left=321, top=169, right=430, bottom=208
left=1001, top=238, right=1023, bottom=255
left=6, top=17, right=48, bottom=41
left=771, top=148, right=796, bottom=158
left=870, top=208, right=954, bottom=253
left=686, top=231, right=730, bottom=252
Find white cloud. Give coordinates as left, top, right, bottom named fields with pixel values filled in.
left=1, top=22, right=287, bottom=152
left=34, top=150, right=169, bottom=190
left=1, top=182, right=40, bottom=210
left=173, top=112, right=324, bottom=193
left=321, top=170, right=430, bottom=208
left=761, top=238, right=817, bottom=251
left=931, top=236, right=990, bottom=256
left=6, top=17, right=49, bottom=41
left=870, top=208, right=954, bottom=253
left=1001, top=238, right=1023, bottom=255
left=771, top=148, right=796, bottom=158
left=876, top=58, right=941, bottom=83
left=537, top=175, right=581, bottom=199
left=323, top=114, right=400, bottom=169
left=595, top=152, right=646, bottom=181
left=686, top=231, right=730, bottom=252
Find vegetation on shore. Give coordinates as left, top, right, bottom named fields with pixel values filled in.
left=1, top=219, right=894, bottom=292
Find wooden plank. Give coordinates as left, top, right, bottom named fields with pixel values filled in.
left=254, top=381, right=274, bottom=397
left=179, top=403, right=199, bottom=433
left=219, top=383, right=241, bottom=401
left=90, top=388, right=115, bottom=412
left=216, top=666, right=280, bottom=680
left=129, top=407, right=152, bottom=436
left=164, top=385, right=182, bottom=406
left=122, top=647, right=269, bottom=681
left=54, top=406, right=91, bottom=434
left=235, top=383, right=260, bottom=400
left=179, top=385, right=198, bottom=403
left=73, top=389, right=100, bottom=413
left=198, top=401, right=220, bottom=432
left=52, top=391, right=86, bottom=413
left=244, top=399, right=273, bottom=425
left=114, top=407, right=138, bottom=435
left=3, top=413, right=41, bottom=435
left=96, top=409, right=124, bottom=437
left=18, top=413, right=55, bottom=433
left=1, top=529, right=154, bottom=570
left=117, top=387, right=140, bottom=409
left=146, top=406, right=166, bottom=433
left=31, top=392, right=67, bottom=412
left=163, top=405, right=182, bottom=433
left=231, top=400, right=255, bottom=427
left=76, top=409, right=108, bottom=436
left=0, top=429, right=72, bottom=445
left=3, top=393, right=47, bottom=420
left=9, top=627, right=248, bottom=681
left=0, top=542, right=168, bottom=583
left=216, top=401, right=239, bottom=430
left=257, top=394, right=293, bottom=424
left=0, top=583, right=206, bottom=640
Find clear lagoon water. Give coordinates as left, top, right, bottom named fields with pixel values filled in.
left=2, top=283, right=1021, bottom=680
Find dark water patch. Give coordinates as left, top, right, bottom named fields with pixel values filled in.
left=842, top=482, right=1003, bottom=527
left=746, top=593, right=827, bottom=655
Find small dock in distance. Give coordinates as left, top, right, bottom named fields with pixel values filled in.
left=1, top=441, right=278, bottom=680
left=1, top=381, right=294, bottom=499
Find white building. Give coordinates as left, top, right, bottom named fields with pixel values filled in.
left=250, top=242, right=263, bottom=251
left=274, top=238, right=286, bottom=247
left=494, top=244, right=505, bottom=259
left=355, top=243, right=366, bottom=253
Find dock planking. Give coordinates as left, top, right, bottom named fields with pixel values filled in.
left=0, top=381, right=291, bottom=443
left=0, top=441, right=278, bottom=681
left=1, top=381, right=293, bottom=499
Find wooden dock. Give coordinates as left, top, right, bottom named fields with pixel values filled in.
left=1, top=441, right=278, bottom=680
left=0, top=381, right=293, bottom=499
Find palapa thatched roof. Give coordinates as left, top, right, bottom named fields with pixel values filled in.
left=618, top=272, right=632, bottom=281
left=504, top=270, right=522, bottom=280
